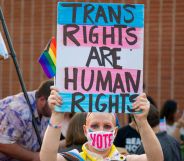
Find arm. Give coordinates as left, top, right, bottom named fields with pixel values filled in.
left=172, top=118, right=184, bottom=143
left=0, top=102, right=40, bottom=161
left=40, top=87, right=66, bottom=161
left=0, top=143, right=39, bottom=161
left=127, top=93, right=163, bottom=161
left=127, top=121, right=163, bottom=161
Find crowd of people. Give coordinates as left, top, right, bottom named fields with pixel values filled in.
left=0, top=80, right=183, bottom=161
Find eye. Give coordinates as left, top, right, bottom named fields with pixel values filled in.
left=90, top=124, right=99, bottom=129
left=104, top=124, right=113, bottom=130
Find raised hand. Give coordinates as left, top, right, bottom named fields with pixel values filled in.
left=48, top=86, right=62, bottom=112
left=132, top=93, right=150, bottom=124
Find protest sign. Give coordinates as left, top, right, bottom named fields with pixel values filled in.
left=56, top=2, right=144, bottom=113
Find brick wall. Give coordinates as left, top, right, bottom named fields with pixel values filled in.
left=0, top=0, right=183, bottom=125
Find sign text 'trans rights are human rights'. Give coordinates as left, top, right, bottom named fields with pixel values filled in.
left=56, top=2, right=144, bottom=113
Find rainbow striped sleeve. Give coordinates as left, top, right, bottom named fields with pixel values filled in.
left=38, top=37, right=56, bottom=78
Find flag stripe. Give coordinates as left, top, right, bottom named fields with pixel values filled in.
left=38, top=37, right=56, bottom=78
left=49, top=48, right=56, bottom=65
left=50, top=42, right=56, bottom=57
left=52, top=37, right=56, bottom=49
left=40, top=54, right=54, bottom=78
left=39, top=53, right=55, bottom=78
left=44, top=51, right=56, bottom=72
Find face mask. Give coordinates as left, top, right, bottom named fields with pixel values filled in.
left=87, top=130, right=115, bottom=151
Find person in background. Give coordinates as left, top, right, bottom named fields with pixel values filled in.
left=59, top=112, right=75, bottom=149
left=59, top=113, right=87, bottom=152
left=173, top=115, right=184, bottom=144
left=0, top=80, right=54, bottom=161
left=114, top=115, right=141, bottom=154
left=114, top=95, right=157, bottom=154
left=136, top=104, right=182, bottom=161
left=40, top=87, right=163, bottom=161
left=160, top=100, right=184, bottom=143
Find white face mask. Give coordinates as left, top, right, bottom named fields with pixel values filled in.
left=87, top=130, right=115, bottom=151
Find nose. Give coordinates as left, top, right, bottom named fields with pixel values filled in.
left=99, top=126, right=104, bottom=131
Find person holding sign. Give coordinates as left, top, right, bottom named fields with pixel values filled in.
left=40, top=87, right=163, bottom=161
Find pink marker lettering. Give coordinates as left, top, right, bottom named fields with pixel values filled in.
left=108, top=133, right=113, bottom=146
left=97, top=134, right=103, bottom=149
left=90, top=133, right=96, bottom=146
left=103, top=133, right=109, bottom=148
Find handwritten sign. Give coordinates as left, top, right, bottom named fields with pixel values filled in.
left=56, top=2, right=144, bottom=113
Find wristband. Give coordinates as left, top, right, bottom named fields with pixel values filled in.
left=48, top=119, right=62, bottom=128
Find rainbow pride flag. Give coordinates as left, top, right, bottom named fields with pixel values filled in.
left=38, top=37, right=56, bottom=78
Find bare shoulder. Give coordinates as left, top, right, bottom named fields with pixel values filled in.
left=126, top=154, right=147, bottom=161
left=57, top=154, right=67, bottom=161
